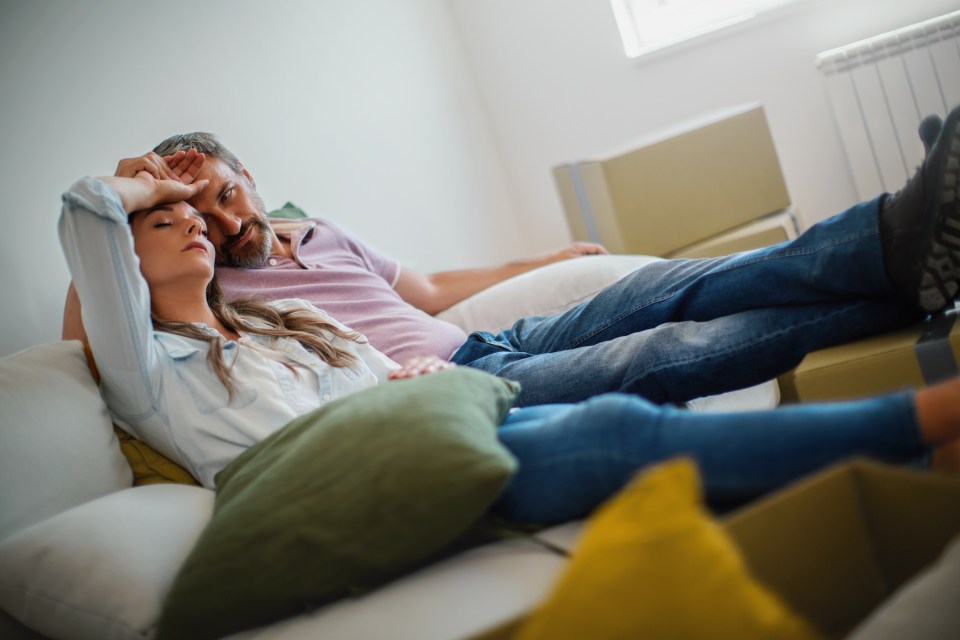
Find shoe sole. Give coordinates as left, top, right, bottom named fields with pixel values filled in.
left=916, top=110, right=960, bottom=312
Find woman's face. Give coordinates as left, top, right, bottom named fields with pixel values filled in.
left=129, top=201, right=215, bottom=292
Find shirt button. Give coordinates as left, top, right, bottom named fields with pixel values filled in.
left=268, top=258, right=278, bottom=266
left=322, top=393, right=331, bottom=402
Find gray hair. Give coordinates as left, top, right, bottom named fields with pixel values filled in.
left=152, top=132, right=244, bottom=176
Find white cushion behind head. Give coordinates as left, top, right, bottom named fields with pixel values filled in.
left=0, top=341, right=131, bottom=540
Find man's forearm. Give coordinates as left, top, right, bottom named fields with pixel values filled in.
left=398, top=242, right=608, bottom=315
left=62, top=282, right=88, bottom=342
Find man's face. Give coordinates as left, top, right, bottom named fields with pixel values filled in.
left=187, top=158, right=272, bottom=268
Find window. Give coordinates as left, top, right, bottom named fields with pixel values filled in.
left=611, top=0, right=805, bottom=58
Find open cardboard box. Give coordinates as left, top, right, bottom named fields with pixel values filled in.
left=472, top=460, right=960, bottom=639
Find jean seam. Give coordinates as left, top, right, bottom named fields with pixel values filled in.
left=564, top=228, right=880, bottom=351
left=632, top=300, right=874, bottom=378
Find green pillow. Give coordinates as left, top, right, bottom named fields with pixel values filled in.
left=156, top=368, right=520, bottom=640
left=267, top=201, right=308, bottom=219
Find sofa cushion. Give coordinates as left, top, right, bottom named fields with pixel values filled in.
left=0, top=341, right=131, bottom=540
left=436, top=254, right=660, bottom=333
left=0, top=484, right=214, bottom=640
left=157, top=367, right=520, bottom=640
left=514, top=459, right=821, bottom=640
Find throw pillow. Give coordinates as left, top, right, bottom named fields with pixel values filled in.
left=0, top=341, right=131, bottom=540
left=0, top=484, right=214, bottom=640
left=113, top=425, right=201, bottom=486
left=435, top=254, right=660, bottom=333
left=268, top=201, right=308, bottom=219
left=514, top=459, right=822, bottom=640
left=156, top=367, right=520, bottom=640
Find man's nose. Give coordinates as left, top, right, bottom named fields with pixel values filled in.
left=205, top=209, right=243, bottom=236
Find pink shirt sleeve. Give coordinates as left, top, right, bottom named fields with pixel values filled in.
left=323, top=220, right=401, bottom=287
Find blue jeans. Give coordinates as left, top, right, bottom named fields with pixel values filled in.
left=492, top=391, right=926, bottom=523
left=451, top=198, right=923, bottom=406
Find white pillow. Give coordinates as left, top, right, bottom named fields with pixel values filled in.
left=0, top=484, right=215, bottom=640
left=0, top=341, right=132, bottom=540
left=437, top=254, right=779, bottom=412
left=436, top=254, right=661, bottom=333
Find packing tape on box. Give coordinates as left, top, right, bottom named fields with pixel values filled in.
left=568, top=162, right=603, bottom=245
left=915, top=311, right=959, bottom=384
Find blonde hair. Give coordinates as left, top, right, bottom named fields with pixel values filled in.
left=152, top=280, right=361, bottom=399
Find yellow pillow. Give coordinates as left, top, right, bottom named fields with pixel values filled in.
left=82, top=342, right=199, bottom=487
left=514, top=459, right=822, bottom=640
left=112, top=425, right=200, bottom=486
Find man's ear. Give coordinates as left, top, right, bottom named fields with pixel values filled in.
left=239, top=163, right=256, bottom=189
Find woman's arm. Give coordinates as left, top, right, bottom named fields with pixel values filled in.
left=57, top=174, right=206, bottom=416
left=59, top=150, right=206, bottom=342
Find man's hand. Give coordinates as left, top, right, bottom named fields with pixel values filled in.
left=538, top=242, right=609, bottom=264
left=388, top=356, right=456, bottom=380
left=100, top=171, right=208, bottom=214
left=114, top=149, right=205, bottom=184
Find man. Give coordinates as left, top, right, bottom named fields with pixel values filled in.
left=64, top=108, right=960, bottom=407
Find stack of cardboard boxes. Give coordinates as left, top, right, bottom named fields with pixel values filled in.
left=553, top=103, right=798, bottom=260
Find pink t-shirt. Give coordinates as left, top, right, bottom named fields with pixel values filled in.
left=216, top=218, right=468, bottom=364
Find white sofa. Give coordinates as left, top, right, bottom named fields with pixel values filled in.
left=0, top=255, right=781, bottom=640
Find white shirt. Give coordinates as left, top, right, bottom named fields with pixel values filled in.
left=59, top=178, right=399, bottom=488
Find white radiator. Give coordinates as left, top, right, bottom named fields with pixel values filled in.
left=817, top=11, right=960, bottom=200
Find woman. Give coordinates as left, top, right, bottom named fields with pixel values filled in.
left=59, top=154, right=960, bottom=524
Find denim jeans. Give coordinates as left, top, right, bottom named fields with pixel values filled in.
left=492, top=391, right=925, bottom=524
left=451, top=197, right=924, bottom=406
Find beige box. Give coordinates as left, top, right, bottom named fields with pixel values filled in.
left=473, top=461, right=960, bottom=640
left=724, top=460, right=960, bottom=638
left=553, top=104, right=792, bottom=257
left=778, top=312, right=960, bottom=403
left=666, top=209, right=799, bottom=259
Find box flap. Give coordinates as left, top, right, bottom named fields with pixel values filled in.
left=723, top=462, right=886, bottom=637
left=858, top=462, right=960, bottom=590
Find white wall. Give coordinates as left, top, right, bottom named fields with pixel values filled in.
left=448, top=0, right=960, bottom=249
left=0, top=0, right=525, bottom=356
left=5, top=0, right=957, bottom=357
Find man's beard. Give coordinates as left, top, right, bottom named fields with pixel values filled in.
left=218, top=191, right=273, bottom=269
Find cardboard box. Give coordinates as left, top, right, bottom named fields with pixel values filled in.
left=724, top=460, right=960, bottom=638
left=778, top=311, right=960, bottom=403
left=471, top=461, right=960, bottom=640
left=666, top=209, right=799, bottom=259
left=553, top=104, right=792, bottom=257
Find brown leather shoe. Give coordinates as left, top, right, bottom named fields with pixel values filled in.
left=880, top=106, right=960, bottom=312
